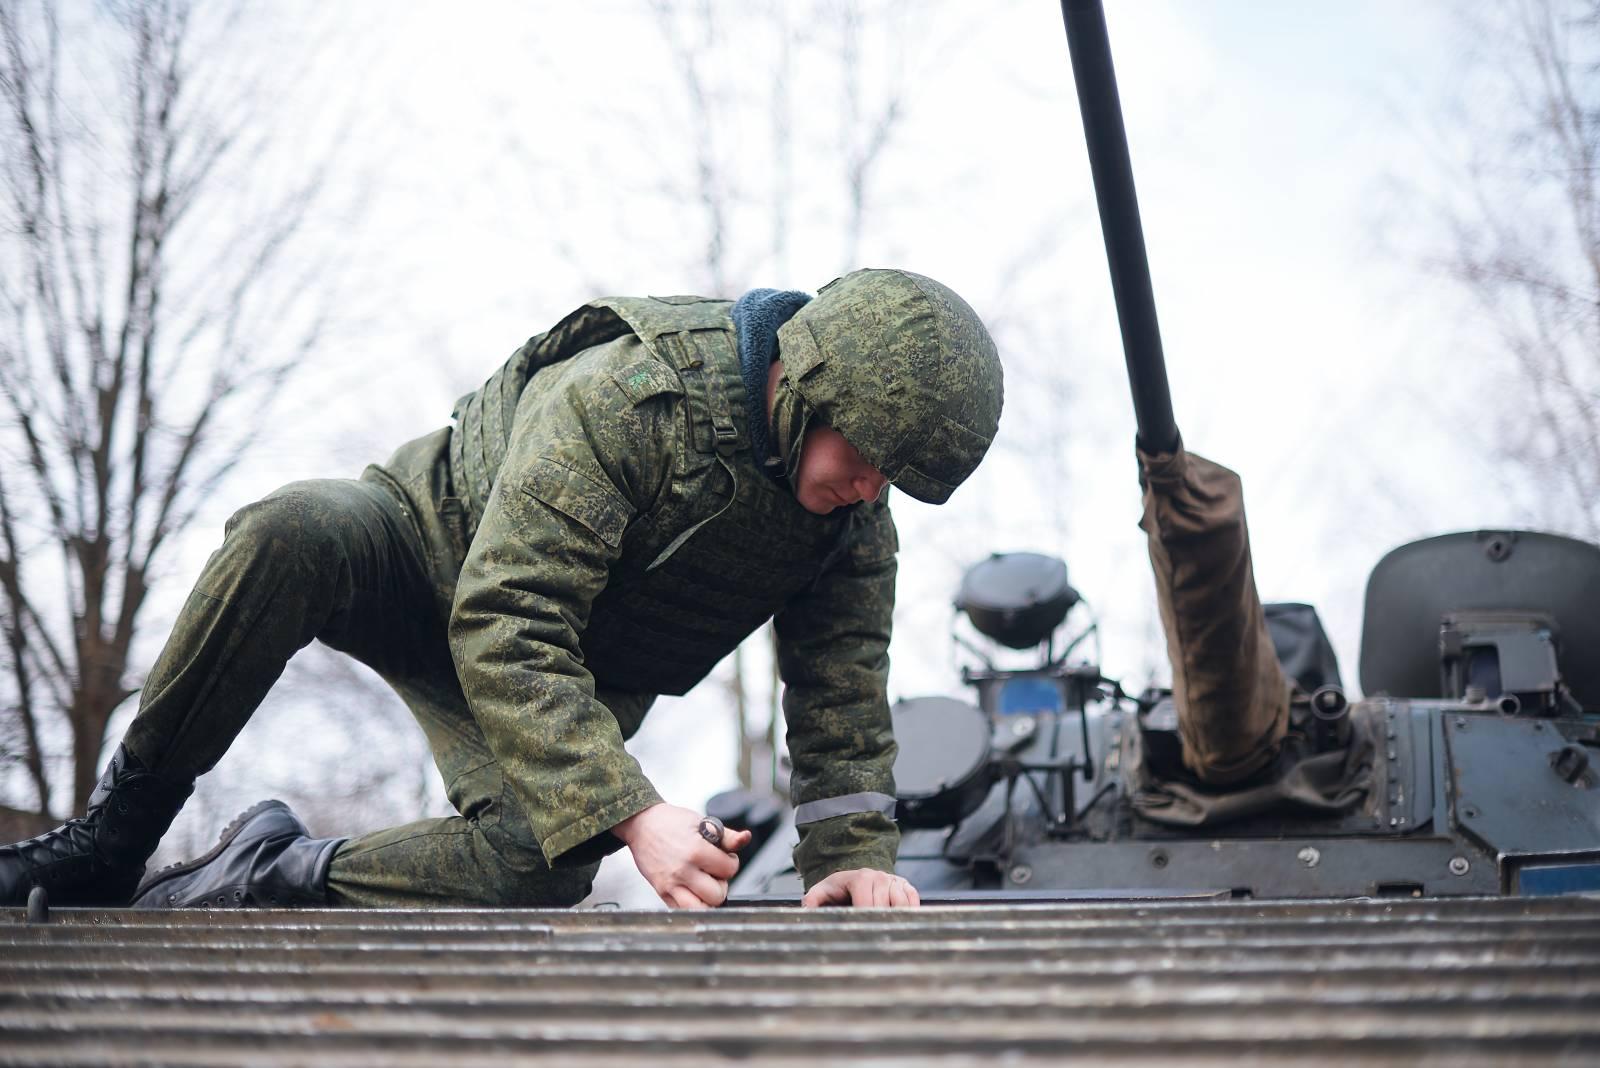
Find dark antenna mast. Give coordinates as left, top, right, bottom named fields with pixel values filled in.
left=1059, top=0, right=1179, bottom=454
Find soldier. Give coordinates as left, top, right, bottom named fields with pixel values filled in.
left=0, top=269, right=1003, bottom=911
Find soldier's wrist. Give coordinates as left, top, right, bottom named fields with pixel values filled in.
left=610, top=801, right=666, bottom=845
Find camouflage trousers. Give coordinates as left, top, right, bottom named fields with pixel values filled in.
left=121, top=475, right=636, bottom=908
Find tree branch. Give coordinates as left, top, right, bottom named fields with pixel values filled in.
left=0, top=468, right=51, bottom=814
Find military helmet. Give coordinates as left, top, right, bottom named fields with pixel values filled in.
left=771, top=268, right=1003, bottom=504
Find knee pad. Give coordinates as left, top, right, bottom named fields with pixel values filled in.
left=222, top=483, right=354, bottom=583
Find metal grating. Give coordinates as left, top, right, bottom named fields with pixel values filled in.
left=3, top=895, right=1599, bottom=1065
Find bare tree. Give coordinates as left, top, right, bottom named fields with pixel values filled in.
left=1434, top=0, right=1600, bottom=540
left=646, top=0, right=920, bottom=793
left=0, top=1, right=350, bottom=822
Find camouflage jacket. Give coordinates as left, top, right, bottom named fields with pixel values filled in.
left=374, top=297, right=899, bottom=888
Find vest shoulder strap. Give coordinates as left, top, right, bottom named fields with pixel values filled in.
left=587, top=295, right=731, bottom=340
left=450, top=296, right=739, bottom=522
left=586, top=297, right=739, bottom=456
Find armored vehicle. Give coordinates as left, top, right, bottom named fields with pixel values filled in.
left=721, top=0, right=1600, bottom=905
left=726, top=530, right=1600, bottom=901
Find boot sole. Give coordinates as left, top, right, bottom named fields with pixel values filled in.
left=133, top=800, right=287, bottom=902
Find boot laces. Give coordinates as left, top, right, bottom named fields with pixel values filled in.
left=4, top=760, right=134, bottom=871
left=4, top=812, right=101, bottom=870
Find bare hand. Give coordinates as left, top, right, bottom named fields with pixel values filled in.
left=613, top=803, right=753, bottom=909
left=801, top=868, right=921, bottom=909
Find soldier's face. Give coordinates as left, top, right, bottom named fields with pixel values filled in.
left=793, top=426, right=888, bottom=514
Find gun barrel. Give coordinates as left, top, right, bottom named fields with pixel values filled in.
left=1059, top=0, right=1178, bottom=454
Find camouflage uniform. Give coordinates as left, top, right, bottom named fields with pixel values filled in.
left=122, top=293, right=906, bottom=906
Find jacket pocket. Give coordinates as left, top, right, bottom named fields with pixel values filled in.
left=521, top=457, right=630, bottom=549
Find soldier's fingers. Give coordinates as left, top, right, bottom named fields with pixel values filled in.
left=870, top=875, right=892, bottom=908
left=850, top=876, right=875, bottom=908
left=801, top=874, right=849, bottom=909
left=887, top=878, right=913, bottom=909
left=723, top=827, right=754, bottom=853
left=695, top=840, right=739, bottom=879
left=907, top=881, right=921, bottom=908
left=684, top=870, right=728, bottom=908
left=667, top=884, right=709, bottom=910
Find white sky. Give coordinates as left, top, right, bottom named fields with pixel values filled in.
left=57, top=1, right=1555, bottom=901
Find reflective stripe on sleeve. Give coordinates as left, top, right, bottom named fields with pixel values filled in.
left=792, top=791, right=898, bottom=826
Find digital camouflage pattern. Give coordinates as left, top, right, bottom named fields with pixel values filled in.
left=772, top=269, right=1003, bottom=504
left=442, top=295, right=900, bottom=882
left=121, top=284, right=959, bottom=903
left=120, top=475, right=598, bottom=907
left=116, top=273, right=1004, bottom=905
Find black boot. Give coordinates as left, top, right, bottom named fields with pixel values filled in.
left=0, top=745, right=193, bottom=906
left=133, top=800, right=345, bottom=909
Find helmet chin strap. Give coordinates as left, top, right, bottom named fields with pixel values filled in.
left=768, top=375, right=816, bottom=494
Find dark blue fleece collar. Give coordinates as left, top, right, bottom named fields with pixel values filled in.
left=731, top=288, right=812, bottom=479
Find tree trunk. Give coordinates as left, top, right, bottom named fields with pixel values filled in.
left=69, top=657, right=128, bottom=814
left=0, top=804, right=54, bottom=844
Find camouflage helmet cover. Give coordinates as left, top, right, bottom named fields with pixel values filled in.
left=771, top=268, right=1003, bottom=504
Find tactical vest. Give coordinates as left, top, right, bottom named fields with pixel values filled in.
left=448, top=296, right=876, bottom=697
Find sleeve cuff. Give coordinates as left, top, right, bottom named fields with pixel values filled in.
left=541, top=784, right=664, bottom=868
left=792, top=810, right=899, bottom=890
